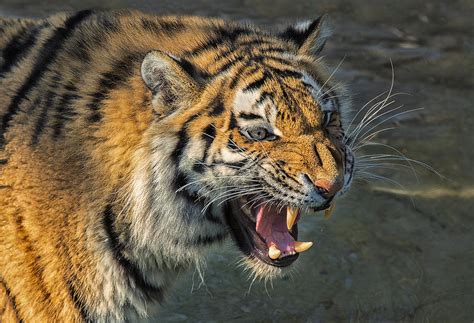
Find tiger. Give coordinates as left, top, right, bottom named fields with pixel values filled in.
left=0, top=9, right=354, bottom=322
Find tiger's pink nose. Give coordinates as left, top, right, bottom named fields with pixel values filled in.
left=314, top=179, right=343, bottom=199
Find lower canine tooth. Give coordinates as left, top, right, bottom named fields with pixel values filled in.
left=294, top=241, right=313, bottom=253
left=324, top=204, right=335, bottom=219
left=268, top=245, right=281, bottom=260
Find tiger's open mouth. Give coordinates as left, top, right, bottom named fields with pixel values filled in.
left=225, top=197, right=333, bottom=267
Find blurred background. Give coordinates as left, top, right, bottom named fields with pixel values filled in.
left=1, top=0, right=472, bottom=321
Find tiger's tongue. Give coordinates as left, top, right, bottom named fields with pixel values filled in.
left=255, top=204, right=297, bottom=253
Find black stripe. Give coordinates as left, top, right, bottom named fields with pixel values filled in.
left=170, top=114, right=215, bottom=205
left=69, top=36, right=92, bottom=63
left=242, top=73, right=268, bottom=92
left=302, top=80, right=315, bottom=90
left=209, top=52, right=269, bottom=75
left=205, top=212, right=224, bottom=225
left=273, top=68, right=303, bottom=79
left=103, top=204, right=164, bottom=301
left=229, top=113, right=237, bottom=129
left=140, top=18, right=159, bottom=32
left=52, top=90, right=81, bottom=139
left=65, top=275, right=92, bottom=322
left=86, top=71, right=122, bottom=122
left=227, top=133, right=241, bottom=151
left=11, top=214, right=53, bottom=317
left=0, top=277, right=24, bottom=323
left=58, top=215, right=92, bottom=322
left=192, top=162, right=205, bottom=173
left=208, top=45, right=287, bottom=68
left=222, top=160, right=247, bottom=169
left=48, top=72, right=63, bottom=90
left=194, top=124, right=216, bottom=173
left=0, top=10, right=93, bottom=139
left=207, top=94, right=225, bottom=117
left=173, top=170, right=209, bottom=212
left=209, top=58, right=241, bottom=76
left=160, top=21, right=185, bottom=33
left=238, top=38, right=281, bottom=48
left=86, top=52, right=141, bottom=123
left=141, top=18, right=184, bottom=34
left=97, top=13, right=120, bottom=33
left=171, top=128, right=189, bottom=165
left=208, top=102, right=224, bottom=117
left=183, top=26, right=252, bottom=57
left=0, top=23, right=45, bottom=78
left=173, top=171, right=189, bottom=194
left=211, top=54, right=295, bottom=77
left=256, top=91, right=273, bottom=104
left=30, top=94, right=50, bottom=145
left=238, top=112, right=264, bottom=120
left=201, top=124, right=216, bottom=147
left=170, top=114, right=200, bottom=164
left=229, top=64, right=259, bottom=89
left=278, top=167, right=302, bottom=186
left=223, top=202, right=254, bottom=256
left=262, top=55, right=294, bottom=67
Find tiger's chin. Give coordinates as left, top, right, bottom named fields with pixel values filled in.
left=225, top=196, right=332, bottom=280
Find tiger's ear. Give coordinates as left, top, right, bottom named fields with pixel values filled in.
left=279, top=15, right=332, bottom=56
left=141, top=50, right=203, bottom=112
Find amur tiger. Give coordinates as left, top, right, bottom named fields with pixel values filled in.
left=0, top=9, right=354, bottom=322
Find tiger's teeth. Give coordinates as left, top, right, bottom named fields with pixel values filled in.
left=268, top=245, right=281, bottom=260
left=294, top=241, right=313, bottom=253
left=287, top=207, right=299, bottom=230
left=324, top=203, right=335, bottom=219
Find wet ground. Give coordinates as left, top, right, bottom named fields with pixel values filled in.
left=1, top=0, right=473, bottom=321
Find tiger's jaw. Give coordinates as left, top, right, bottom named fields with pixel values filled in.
left=225, top=197, right=332, bottom=273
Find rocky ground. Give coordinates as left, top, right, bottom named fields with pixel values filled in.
left=1, top=0, right=473, bottom=321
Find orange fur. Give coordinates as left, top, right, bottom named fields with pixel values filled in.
left=0, top=10, right=350, bottom=321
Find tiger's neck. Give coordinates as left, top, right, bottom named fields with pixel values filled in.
left=94, top=138, right=229, bottom=319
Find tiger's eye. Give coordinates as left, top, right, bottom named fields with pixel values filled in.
left=248, top=128, right=268, bottom=140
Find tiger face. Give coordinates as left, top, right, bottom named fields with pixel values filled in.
left=141, top=16, right=354, bottom=277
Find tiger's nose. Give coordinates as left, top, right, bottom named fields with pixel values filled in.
left=314, top=178, right=343, bottom=199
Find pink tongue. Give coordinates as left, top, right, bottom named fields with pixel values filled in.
left=255, top=204, right=295, bottom=254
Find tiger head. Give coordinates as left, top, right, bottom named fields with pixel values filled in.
left=140, top=16, right=354, bottom=278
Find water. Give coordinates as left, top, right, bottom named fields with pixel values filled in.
left=1, top=0, right=473, bottom=321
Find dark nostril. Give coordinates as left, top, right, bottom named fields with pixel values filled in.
left=318, top=186, right=329, bottom=194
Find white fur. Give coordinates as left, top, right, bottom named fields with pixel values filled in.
left=232, top=89, right=263, bottom=117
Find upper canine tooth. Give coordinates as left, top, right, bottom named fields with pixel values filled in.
left=324, top=203, right=335, bottom=219
left=287, top=207, right=299, bottom=230
left=294, top=241, right=313, bottom=253
left=268, top=245, right=281, bottom=260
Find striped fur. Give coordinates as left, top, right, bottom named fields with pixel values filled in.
left=0, top=10, right=353, bottom=321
